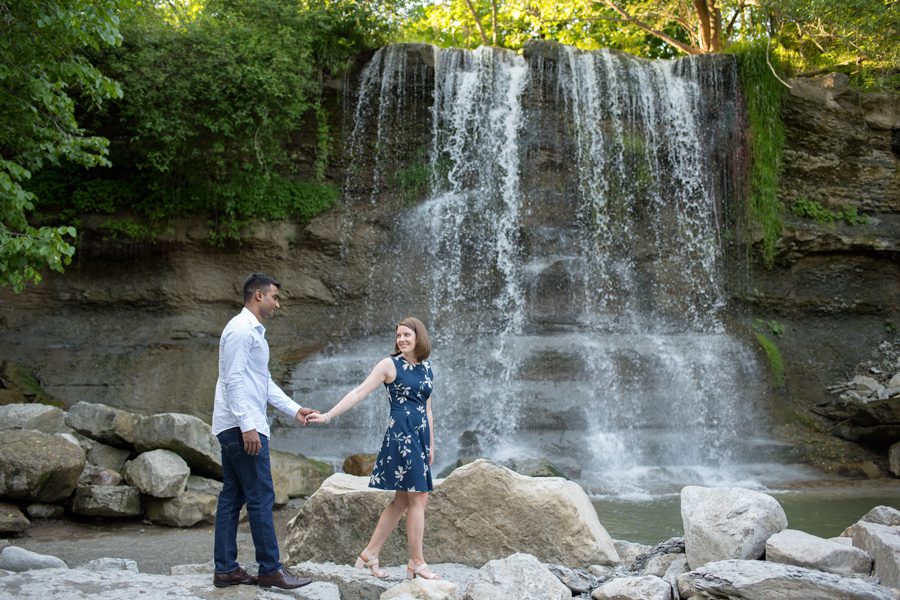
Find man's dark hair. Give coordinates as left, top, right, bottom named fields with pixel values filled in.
left=243, top=272, right=281, bottom=304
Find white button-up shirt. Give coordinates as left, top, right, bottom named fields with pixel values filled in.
left=212, top=307, right=301, bottom=437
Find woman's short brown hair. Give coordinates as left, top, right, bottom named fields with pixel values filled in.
left=392, top=317, right=431, bottom=361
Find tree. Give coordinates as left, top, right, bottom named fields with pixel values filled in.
left=0, top=0, right=123, bottom=291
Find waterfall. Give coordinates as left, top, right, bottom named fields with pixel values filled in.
left=288, top=43, right=798, bottom=497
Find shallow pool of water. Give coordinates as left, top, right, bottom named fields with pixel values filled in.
left=594, top=483, right=900, bottom=545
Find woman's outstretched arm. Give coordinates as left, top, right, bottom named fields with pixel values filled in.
left=306, top=357, right=395, bottom=424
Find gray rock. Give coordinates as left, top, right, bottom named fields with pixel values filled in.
left=547, top=564, right=599, bottom=594
left=662, top=555, right=689, bottom=584
left=0, top=502, right=30, bottom=534
left=765, top=528, right=872, bottom=576
left=184, top=474, right=222, bottom=496
left=86, top=441, right=132, bottom=472
left=462, top=553, right=570, bottom=600
left=284, top=461, right=620, bottom=567
left=169, top=560, right=213, bottom=575
left=145, top=490, right=217, bottom=527
left=381, top=578, right=458, bottom=599
left=0, top=429, right=85, bottom=503
left=65, top=401, right=139, bottom=447
left=592, top=575, right=672, bottom=600
left=270, top=449, right=334, bottom=505
left=843, top=520, right=900, bottom=590
left=0, top=404, right=68, bottom=433
left=859, top=505, right=900, bottom=527
left=123, top=449, right=190, bottom=498
left=80, top=557, right=139, bottom=572
left=0, top=546, right=67, bottom=571
left=71, top=485, right=141, bottom=517
left=613, top=540, right=652, bottom=567
left=25, top=503, right=64, bottom=520
left=131, top=413, right=221, bottom=478
left=680, top=486, right=787, bottom=568
left=676, top=559, right=895, bottom=600
left=78, top=463, right=123, bottom=486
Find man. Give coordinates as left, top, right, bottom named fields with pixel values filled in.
left=212, top=272, right=315, bottom=590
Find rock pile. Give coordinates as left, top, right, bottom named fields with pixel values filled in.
left=816, top=341, right=900, bottom=475
left=0, top=400, right=332, bottom=532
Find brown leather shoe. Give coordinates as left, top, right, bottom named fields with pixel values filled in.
left=257, top=566, right=312, bottom=589
left=213, top=566, right=258, bottom=588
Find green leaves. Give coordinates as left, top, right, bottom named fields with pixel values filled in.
left=0, top=0, right=124, bottom=291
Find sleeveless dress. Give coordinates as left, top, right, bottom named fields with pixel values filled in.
left=369, top=356, right=434, bottom=492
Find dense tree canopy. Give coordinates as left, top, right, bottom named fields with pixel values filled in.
left=1, top=0, right=896, bottom=290
left=0, top=0, right=124, bottom=291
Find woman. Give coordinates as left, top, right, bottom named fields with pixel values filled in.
left=305, top=317, right=441, bottom=580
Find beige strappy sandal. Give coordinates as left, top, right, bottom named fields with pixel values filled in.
left=355, top=551, right=388, bottom=578
left=406, top=560, right=442, bottom=580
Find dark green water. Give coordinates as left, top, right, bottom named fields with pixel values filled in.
left=595, top=485, right=900, bottom=545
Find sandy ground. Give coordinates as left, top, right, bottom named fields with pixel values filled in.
left=2, top=503, right=300, bottom=575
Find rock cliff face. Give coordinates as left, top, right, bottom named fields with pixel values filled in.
left=0, top=43, right=896, bottom=472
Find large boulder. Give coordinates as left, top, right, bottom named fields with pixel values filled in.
left=0, top=430, right=85, bottom=502
left=843, top=520, right=900, bottom=590
left=71, top=485, right=141, bottom=517
left=85, top=440, right=132, bottom=472
left=680, top=486, right=787, bottom=568
left=765, top=528, right=872, bottom=576
left=123, top=449, right=190, bottom=498
left=0, top=404, right=68, bottom=433
left=270, top=449, right=334, bottom=505
left=65, top=401, right=139, bottom=447
left=676, top=559, right=895, bottom=600
left=131, top=413, right=221, bottom=478
left=283, top=460, right=619, bottom=567
left=382, top=578, right=458, bottom=599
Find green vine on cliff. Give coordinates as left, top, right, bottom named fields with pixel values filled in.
left=731, top=40, right=787, bottom=267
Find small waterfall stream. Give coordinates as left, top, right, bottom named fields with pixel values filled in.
left=286, top=43, right=804, bottom=497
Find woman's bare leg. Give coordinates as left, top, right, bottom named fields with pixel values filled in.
left=363, top=491, right=409, bottom=558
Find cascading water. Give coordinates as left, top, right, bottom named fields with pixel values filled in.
left=284, top=42, right=804, bottom=497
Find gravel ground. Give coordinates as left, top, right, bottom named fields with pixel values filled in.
left=2, top=503, right=300, bottom=575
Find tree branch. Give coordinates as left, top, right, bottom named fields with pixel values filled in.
left=462, top=0, right=490, bottom=46
left=595, top=0, right=701, bottom=55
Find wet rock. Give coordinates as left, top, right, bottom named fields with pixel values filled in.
left=65, top=402, right=139, bottom=447
left=680, top=486, right=787, bottom=568
left=765, top=528, right=872, bottom=576
left=342, top=453, right=377, bottom=476
left=676, top=559, right=895, bottom=600
left=131, top=413, right=221, bottom=478
left=462, top=553, right=570, bottom=600
left=591, top=574, right=672, bottom=600
left=0, top=362, right=58, bottom=406
left=843, top=520, right=900, bottom=590
left=889, top=443, right=900, bottom=477
left=0, top=430, right=85, bottom=503
left=0, top=546, right=67, bottom=571
left=71, top=485, right=141, bottom=517
left=123, top=449, right=190, bottom=498
left=0, top=404, right=68, bottom=433
left=0, top=502, right=30, bottom=535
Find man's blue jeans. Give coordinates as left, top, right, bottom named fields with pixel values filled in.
left=213, top=427, right=282, bottom=575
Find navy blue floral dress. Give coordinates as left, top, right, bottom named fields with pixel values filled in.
left=369, top=356, right=434, bottom=492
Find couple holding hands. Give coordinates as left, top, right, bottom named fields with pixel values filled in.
left=211, top=273, right=440, bottom=591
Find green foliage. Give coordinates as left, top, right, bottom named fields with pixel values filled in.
left=393, top=152, right=431, bottom=205
left=791, top=198, right=869, bottom=225
left=754, top=318, right=785, bottom=337
left=731, top=40, right=787, bottom=266
left=754, top=331, right=785, bottom=386
left=0, top=0, right=124, bottom=291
